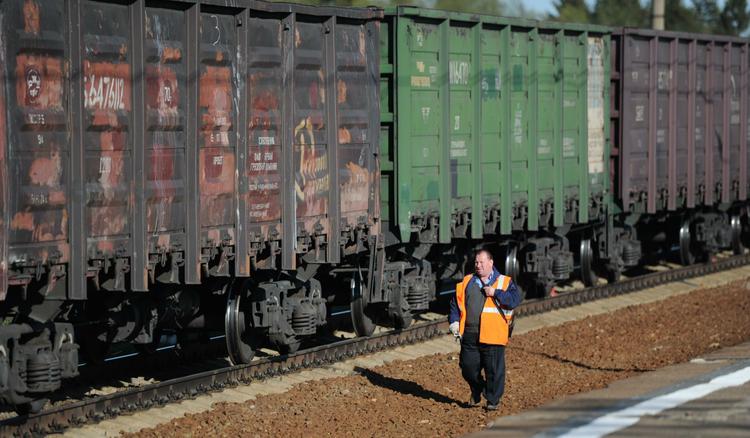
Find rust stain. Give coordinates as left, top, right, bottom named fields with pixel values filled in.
left=84, top=58, right=132, bottom=239
left=248, top=76, right=279, bottom=132
left=28, top=152, right=62, bottom=187
left=294, top=118, right=328, bottom=219
left=96, top=240, right=116, bottom=254
left=11, top=212, right=35, bottom=232
left=247, top=71, right=281, bottom=224
left=200, top=150, right=235, bottom=193
left=146, top=65, right=180, bottom=127
left=200, top=65, right=232, bottom=135
left=337, top=79, right=347, bottom=104
left=338, top=127, right=352, bottom=144
left=200, top=63, right=235, bottom=227
left=47, top=190, right=65, bottom=205
left=156, top=234, right=171, bottom=249
left=23, top=0, right=40, bottom=35
left=340, top=162, right=370, bottom=214
left=161, top=47, right=182, bottom=63
left=10, top=209, right=67, bottom=242
left=146, top=57, right=182, bottom=234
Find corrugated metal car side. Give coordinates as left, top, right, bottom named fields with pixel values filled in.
left=616, top=29, right=749, bottom=213
left=0, top=0, right=381, bottom=301
left=383, top=7, right=610, bottom=244
left=3, top=0, right=71, bottom=299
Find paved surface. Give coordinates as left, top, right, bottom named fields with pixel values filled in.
left=59, top=264, right=750, bottom=437
left=471, top=341, right=750, bottom=438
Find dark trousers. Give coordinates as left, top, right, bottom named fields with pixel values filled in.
left=459, top=331, right=506, bottom=406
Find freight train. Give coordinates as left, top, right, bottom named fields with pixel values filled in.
left=1, top=0, right=748, bottom=413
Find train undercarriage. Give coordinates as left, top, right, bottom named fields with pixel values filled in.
left=1, top=205, right=749, bottom=413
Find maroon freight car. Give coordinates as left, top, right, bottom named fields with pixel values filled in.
left=0, top=0, right=381, bottom=410
left=611, top=28, right=749, bottom=264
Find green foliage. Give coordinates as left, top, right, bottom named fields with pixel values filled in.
left=592, top=0, right=649, bottom=27
left=664, top=0, right=704, bottom=32
left=279, top=0, right=750, bottom=36
left=553, top=0, right=591, bottom=23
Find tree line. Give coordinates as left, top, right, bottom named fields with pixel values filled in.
left=556, top=0, right=748, bottom=35
left=284, top=0, right=749, bottom=37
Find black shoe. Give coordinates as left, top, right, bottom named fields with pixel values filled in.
left=470, top=392, right=482, bottom=406
left=485, top=403, right=499, bottom=411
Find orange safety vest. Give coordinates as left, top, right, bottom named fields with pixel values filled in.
left=455, top=274, right=514, bottom=345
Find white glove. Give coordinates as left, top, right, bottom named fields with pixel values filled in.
left=449, top=322, right=460, bottom=338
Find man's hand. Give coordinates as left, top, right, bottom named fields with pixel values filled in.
left=449, top=321, right=460, bottom=341
left=483, top=286, right=496, bottom=297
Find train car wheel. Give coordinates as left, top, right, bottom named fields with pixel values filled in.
left=679, top=219, right=696, bottom=265
left=502, top=244, right=521, bottom=279
left=225, top=282, right=255, bottom=365
left=580, top=238, right=598, bottom=287
left=350, top=274, right=376, bottom=337
left=731, top=214, right=744, bottom=255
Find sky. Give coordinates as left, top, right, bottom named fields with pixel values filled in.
left=521, top=0, right=729, bottom=17
left=523, top=0, right=560, bottom=16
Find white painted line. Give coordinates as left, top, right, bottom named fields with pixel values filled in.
left=554, top=365, right=750, bottom=438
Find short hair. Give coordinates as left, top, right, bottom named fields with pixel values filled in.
left=474, top=248, right=493, bottom=261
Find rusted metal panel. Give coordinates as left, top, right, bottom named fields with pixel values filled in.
left=143, top=5, right=188, bottom=268
left=0, top=0, right=382, bottom=300
left=335, top=22, right=373, bottom=238
left=247, top=15, right=283, bottom=269
left=293, top=20, right=330, bottom=247
left=617, top=29, right=750, bottom=213
left=199, top=11, right=237, bottom=237
left=4, top=0, right=70, bottom=294
left=82, top=1, right=132, bottom=262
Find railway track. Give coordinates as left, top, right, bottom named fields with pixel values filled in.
left=3, top=253, right=750, bottom=436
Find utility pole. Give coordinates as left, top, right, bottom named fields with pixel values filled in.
left=652, top=0, right=665, bottom=30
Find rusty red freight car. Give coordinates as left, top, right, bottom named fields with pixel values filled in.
left=611, top=29, right=750, bottom=264
left=0, top=0, right=381, bottom=411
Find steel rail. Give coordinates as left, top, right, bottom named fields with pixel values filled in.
left=3, top=253, right=750, bottom=436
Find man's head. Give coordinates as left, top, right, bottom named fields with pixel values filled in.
left=474, top=249, right=494, bottom=279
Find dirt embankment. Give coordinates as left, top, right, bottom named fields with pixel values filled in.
left=130, top=280, right=750, bottom=438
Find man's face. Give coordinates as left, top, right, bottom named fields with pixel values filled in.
left=474, top=252, right=493, bottom=278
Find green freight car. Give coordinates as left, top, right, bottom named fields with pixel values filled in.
left=373, top=7, right=637, bottom=309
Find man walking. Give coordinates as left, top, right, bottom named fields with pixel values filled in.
left=449, top=248, right=522, bottom=410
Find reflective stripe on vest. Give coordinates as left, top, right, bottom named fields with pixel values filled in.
left=455, top=273, right=514, bottom=346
